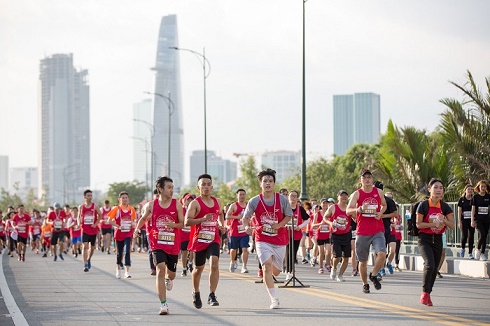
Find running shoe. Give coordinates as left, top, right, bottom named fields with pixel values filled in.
left=394, top=265, right=402, bottom=272
left=469, top=253, right=474, bottom=259
left=53, top=255, right=57, bottom=261
left=159, top=302, right=169, bottom=315
left=238, top=256, right=243, bottom=264
left=427, top=293, right=433, bottom=306
left=475, top=250, right=481, bottom=260
left=325, top=265, right=332, bottom=273
left=165, top=278, right=173, bottom=291
left=241, top=266, right=249, bottom=274
left=188, top=262, right=194, bottom=272
left=151, top=269, right=156, bottom=276
left=352, top=269, right=359, bottom=276
left=59, top=254, right=64, bottom=261
left=193, top=292, right=202, bottom=309
left=270, top=298, right=280, bottom=309
left=83, top=264, right=89, bottom=272
left=369, top=272, right=382, bottom=290
left=42, top=253, right=47, bottom=258
left=181, top=269, right=187, bottom=276
left=124, top=272, right=131, bottom=279
left=87, top=259, right=91, bottom=269
left=208, top=292, right=219, bottom=306
left=234, top=262, right=238, bottom=270
left=437, top=272, right=443, bottom=278
left=480, top=254, right=487, bottom=261
left=318, top=268, right=324, bottom=274
left=387, top=264, right=394, bottom=275
left=362, top=284, right=370, bottom=293
left=336, top=275, right=344, bottom=282
left=116, top=267, right=121, bottom=279
left=229, top=261, right=236, bottom=272
left=285, top=273, right=292, bottom=281
left=301, top=258, right=308, bottom=264
left=258, top=269, right=263, bottom=278
left=21, top=255, right=25, bottom=262
left=460, top=249, right=465, bottom=258
left=380, top=268, right=386, bottom=276
left=420, top=292, right=432, bottom=306
left=376, top=272, right=383, bottom=282
left=330, top=268, right=337, bottom=280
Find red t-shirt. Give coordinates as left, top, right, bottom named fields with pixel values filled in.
left=80, top=203, right=99, bottom=236
left=356, top=188, right=384, bottom=236
left=99, top=207, right=113, bottom=229
left=148, top=198, right=181, bottom=255
left=108, top=205, right=136, bottom=241
left=31, top=218, right=42, bottom=236
left=314, top=210, right=330, bottom=240
left=253, top=193, right=288, bottom=246
left=330, top=204, right=351, bottom=235
left=47, top=210, right=67, bottom=233
left=13, top=213, right=31, bottom=238
left=0, top=220, right=5, bottom=237
left=228, top=202, right=247, bottom=237
left=188, top=196, right=221, bottom=252
left=68, top=217, right=82, bottom=238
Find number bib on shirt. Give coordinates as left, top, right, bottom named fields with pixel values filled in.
left=478, top=207, right=488, bottom=215
left=18, top=224, right=26, bottom=233
left=463, top=211, right=471, bottom=219
left=44, top=231, right=51, bottom=237
left=121, top=220, right=132, bottom=232
left=363, top=205, right=378, bottom=217
left=197, top=230, right=215, bottom=243
left=262, top=224, right=278, bottom=236
left=158, top=231, right=175, bottom=245
left=84, top=214, right=94, bottom=225
left=237, top=224, right=246, bottom=233
left=320, top=224, right=330, bottom=233
left=54, top=221, right=62, bottom=230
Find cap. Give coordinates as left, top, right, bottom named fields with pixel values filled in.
left=337, top=190, right=349, bottom=196
left=360, top=168, right=372, bottom=177
left=320, top=198, right=328, bottom=203
left=53, top=203, right=61, bottom=209
left=183, top=193, right=196, bottom=201
left=312, top=204, right=318, bottom=210
left=374, top=180, right=384, bottom=190
left=327, top=198, right=335, bottom=203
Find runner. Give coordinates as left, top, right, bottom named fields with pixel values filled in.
left=12, top=204, right=32, bottom=261
left=46, top=203, right=67, bottom=261
left=225, top=189, right=250, bottom=273
left=5, top=212, right=16, bottom=257
left=457, top=185, right=474, bottom=259
left=30, top=210, right=43, bottom=254
left=99, top=200, right=113, bottom=255
left=180, top=193, right=196, bottom=276
left=324, top=190, right=353, bottom=282
left=67, top=207, right=82, bottom=258
left=78, top=189, right=101, bottom=272
left=108, top=191, right=137, bottom=278
left=0, top=211, right=6, bottom=252
left=41, top=218, right=52, bottom=258
left=392, top=202, right=403, bottom=271
left=471, top=180, right=489, bottom=261
left=133, top=176, right=184, bottom=315
left=62, top=205, right=72, bottom=254
left=242, top=168, right=293, bottom=309
left=312, top=200, right=331, bottom=274
left=346, top=169, right=387, bottom=294
left=185, top=173, right=225, bottom=308
left=416, top=178, right=454, bottom=306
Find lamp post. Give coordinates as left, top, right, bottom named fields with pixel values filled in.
left=145, top=92, right=175, bottom=177
left=133, top=118, right=155, bottom=188
left=300, top=0, right=308, bottom=201
left=169, top=46, right=211, bottom=173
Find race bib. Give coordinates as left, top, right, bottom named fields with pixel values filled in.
left=181, top=226, right=191, bottom=233
left=363, top=205, right=378, bottom=217
left=463, top=211, right=471, bottom=219
left=33, top=226, right=41, bottom=235
left=0, top=225, right=3, bottom=232
left=44, top=231, right=51, bottom=237
left=238, top=224, right=246, bottom=233
left=18, top=225, right=26, bottom=233
left=84, top=214, right=94, bottom=225
left=54, top=221, right=62, bottom=230
left=262, top=224, right=278, bottom=236
left=197, top=230, right=215, bottom=243
left=121, top=220, right=132, bottom=232
left=157, top=231, right=175, bottom=245
left=478, top=207, right=489, bottom=215
left=320, top=224, right=330, bottom=233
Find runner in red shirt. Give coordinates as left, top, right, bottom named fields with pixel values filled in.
left=185, top=174, right=225, bottom=309
left=30, top=210, right=43, bottom=254
left=225, top=189, right=250, bottom=273
left=0, top=211, right=6, bottom=251
left=134, top=176, right=184, bottom=315
left=180, top=193, right=196, bottom=276
left=99, top=200, right=113, bottom=255
left=311, top=200, right=332, bottom=274
left=12, top=204, right=32, bottom=261
left=47, top=203, right=68, bottom=261
left=347, top=168, right=387, bottom=294
left=66, top=207, right=82, bottom=258
left=78, top=189, right=101, bottom=272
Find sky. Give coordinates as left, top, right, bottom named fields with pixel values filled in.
left=1, top=0, right=489, bottom=191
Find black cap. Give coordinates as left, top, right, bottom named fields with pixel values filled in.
left=360, top=168, right=372, bottom=177
left=320, top=198, right=328, bottom=203
left=374, top=180, right=384, bottom=190
left=337, top=190, right=349, bottom=196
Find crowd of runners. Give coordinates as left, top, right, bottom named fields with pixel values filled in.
left=1, top=168, right=488, bottom=314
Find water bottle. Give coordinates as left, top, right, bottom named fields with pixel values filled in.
left=405, top=209, right=411, bottom=220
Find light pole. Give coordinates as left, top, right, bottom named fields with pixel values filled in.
left=133, top=118, right=155, bottom=188
left=145, top=92, right=175, bottom=177
left=169, top=46, right=211, bottom=173
left=300, top=0, right=308, bottom=201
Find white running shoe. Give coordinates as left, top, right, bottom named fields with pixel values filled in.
left=480, top=254, right=487, bottom=261
left=330, top=268, right=337, bottom=280
left=124, top=271, right=131, bottom=279
left=475, top=250, right=481, bottom=260
left=336, top=275, right=344, bottom=282
left=165, top=278, right=173, bottom=291
left=159, top=302, right=169, bottom=315
left=229, top=261, right=236, bottom=272
left=270, top=298, right=280, bottom=309
left=116, top=267, right=121, bottom=279
left=241, top=266, right=249, bottom=274
left=285, top=273, right=292, bottom=281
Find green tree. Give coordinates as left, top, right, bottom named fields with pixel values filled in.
left=106, top=181, right=147, bottom=206
left=235, top=156, right=261, bottom=196
left=215, top=183, right=236, bottom=207
left=0, top=188, right=23, bottom=212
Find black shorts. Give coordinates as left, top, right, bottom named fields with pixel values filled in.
left=0, top=235, right=6, bottom=242
left=82, top=233, right=97, bottom=246
left=101, top=228, right=112, bottom=236
left=31, top=234, right=40, bottom=241
left=194, top=242, right=220, bottom=267
left=152, top=249, right=178, bottom=273
left=385, top=229, right=395, bottom=244
left=180, top=240, right=189, bottom=251
left=17, top=235, right=28, bottom=245
left=317, top=238, right=330, bottom=246
left=332, top=232, right=352, bottom=258
left=51, top=231, right=64, bottom=245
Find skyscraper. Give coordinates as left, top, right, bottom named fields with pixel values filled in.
left=260, top=150, right=300, bottom=183
left=133, top=99, right=152, bottom=190
left=38, top=54, right=90, bottom=204
left=190, top=150, right=237, bottom=185
left=333, top=92, right=380, bottom=156
left=151, top=15, right=184, bottom=190
left=0, top=156, right=8, bottom=191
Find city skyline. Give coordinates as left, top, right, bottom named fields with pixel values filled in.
left=1, top=1, right=489, bottom=191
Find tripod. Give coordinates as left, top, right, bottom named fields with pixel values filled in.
left=279, top=208, right=309, bottom=288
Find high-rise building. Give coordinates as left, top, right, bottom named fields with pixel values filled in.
left=190, top=150, right=237, bottom=185
left=260, top=150, right=300, bottom=184
left=151, top=15, right=184, bottom=189
left=10, top=167, right=38, bottom=199
left=38, top=54, right=90, bottom=204
left=0, top=156, right=8, bottom=191
left=333, top=92, right=380, bottom=156
left=133, top=99, right=152, bottom=189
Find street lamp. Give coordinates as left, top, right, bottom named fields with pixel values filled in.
left=169, top=46, right=211, bottom=173
left=300, top=0, right=308, bottom=201
left=145, top=91, right=175, bottom=177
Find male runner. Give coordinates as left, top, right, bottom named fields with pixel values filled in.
left=99, top=200, right=113, bottom=254
left=12, top=204, right=32, bottom=261
left=47, top=203, right=67, bottom=261
left=78, top=189, right=101, bottom=272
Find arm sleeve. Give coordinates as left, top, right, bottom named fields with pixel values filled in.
left=242, top=196, right=259, bottom=219
left=300, top=206, right=310, bottom=220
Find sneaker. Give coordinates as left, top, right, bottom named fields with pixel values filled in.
left=53, top=255, right=57, bottom=261
left=437, top=272, right=443, bottom=278
left=387, top=264, right=394, bottom=275
left=330, top=268, right=337, bottom=280
left=352, top=269, right=359, bottom=276
left=241, top=266, right=249, bottom=274
left=107, top=250, right=111, bottom=255
left=208, top=292, right=219, bottom=306
left=188, top=263, right=193, bottom=272
left=42, top=253, right=47, bottom=258
left=460, top=249, right=465, bottom=258
left=193, top=292, right=202, bottom=309
left=480, top=254, right=487, bottom=261
left=285, top=273, right=292, bottom=281
left=318, top=268, right=324, bottom=274
left=475, top=250, right=481, bottom=260
left=369, top=272, right=382, bottom=290
left=83, top=264, right=89, bottom=272
left=325, top=265, right=332, bottom=273
left=78, top=248, right=82, bottom=254
left=165, top=278, right=173, bottom=291
left=301, top=259, right=308, bottom=264
left=238, top=256, right=243, bottom=264
left=394, top=266, right=402, bottom=272
left=336, top=275, right=344, bottom=282
left=420, top=292, right=432, bottom=306
left=270, top=298, right=280, bottom=309
left=59, top=254, right=64, bottom=261
left=469, top=253, right=474, bottom=259
left=21, top=255, right=25, bottom=261
left=159, top=302, right=169, bottom=315
left=229, top=261, right=236, bottom=272
left=124, top=272, right=131, bottom=279
left=362, top=284, right=370, bottom=293
left=258, top=269, right=263, bottom=278
left=151, top=269, right=156, bottom=276
left=181, top=269, right=187, bottom=276
left=87, top=259, right=92, bottom=269
left=380, top=268, right=386, bottom=276
left=116, top=268, right=121, bottom=279
left=427, top=293, right=433, bottom=306
left=376, top=272, right=383, bottom=282
left=234, top=262, right=238, bottom=270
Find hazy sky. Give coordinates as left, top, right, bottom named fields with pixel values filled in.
left=1, top=0, right=489, bottom=190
